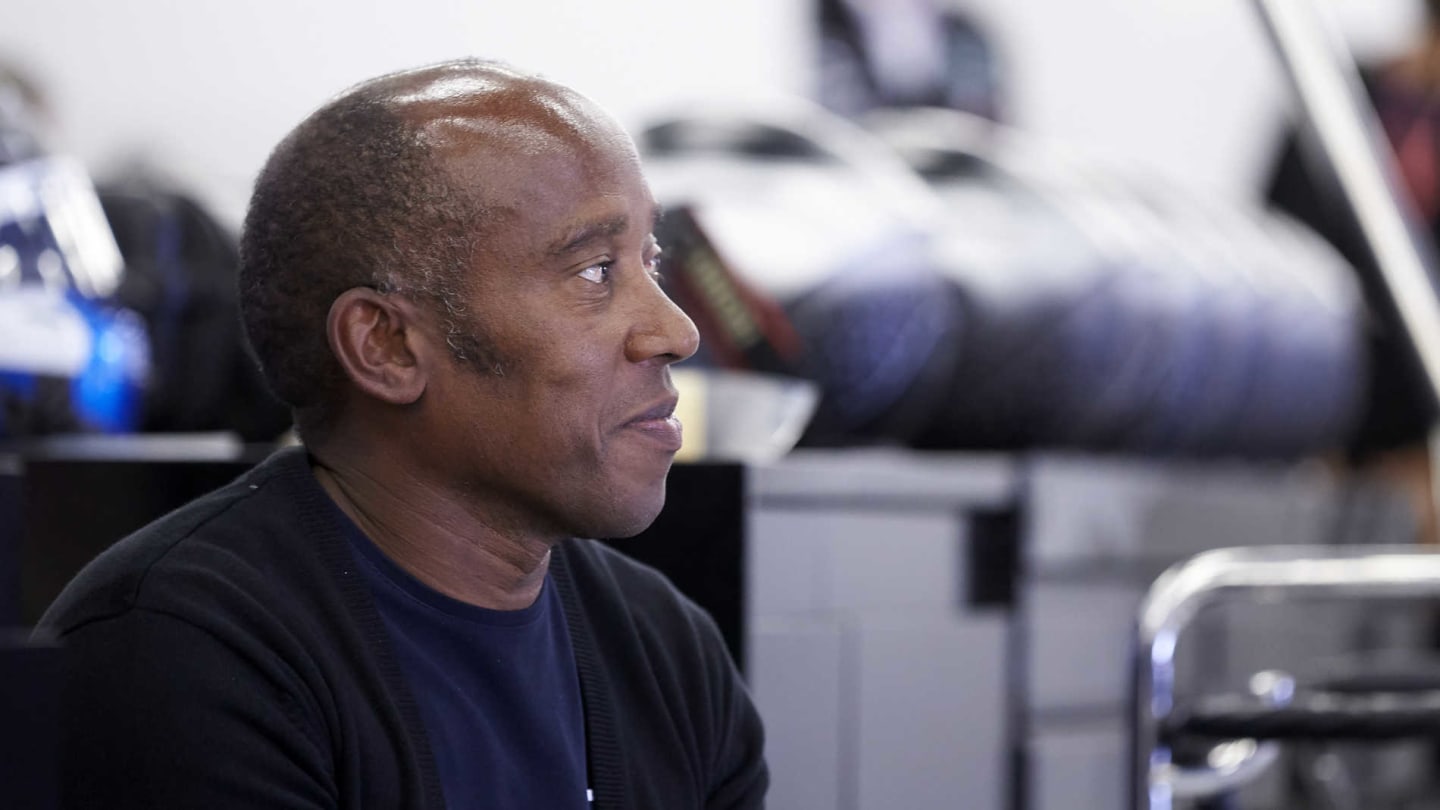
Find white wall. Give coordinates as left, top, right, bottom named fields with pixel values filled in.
left=959, top=0, right=1422, bottom=202
left=1, top=0, right=813, bottom=226
left=1, top=0, right=1423, bottom=227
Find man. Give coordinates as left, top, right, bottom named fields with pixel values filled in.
left=37, top=60, right=767, bottom=809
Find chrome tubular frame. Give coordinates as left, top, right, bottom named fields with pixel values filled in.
left=1133, top=546, right=1440, bottom=810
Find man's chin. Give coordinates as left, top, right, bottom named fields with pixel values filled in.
left=578, top=483, right=668, bottom=541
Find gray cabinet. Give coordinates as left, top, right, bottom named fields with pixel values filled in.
left=743, top=450, right=1416, bottom=810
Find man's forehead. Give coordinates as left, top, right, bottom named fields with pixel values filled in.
left=396, top=78, right=641, bottom=202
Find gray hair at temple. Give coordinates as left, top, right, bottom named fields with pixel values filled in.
left=237, top=59, right=512, bottom=437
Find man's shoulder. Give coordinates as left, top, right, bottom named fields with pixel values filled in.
left=36, top=447, right=321, bottom=636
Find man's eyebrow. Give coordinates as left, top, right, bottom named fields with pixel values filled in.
left=545, top=206, right=665, bottom=257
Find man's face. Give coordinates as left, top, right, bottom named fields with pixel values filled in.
left=410, top=89, right=700, bottom=541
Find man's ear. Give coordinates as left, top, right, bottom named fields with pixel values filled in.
left=326, top=287, right=429, bottom=406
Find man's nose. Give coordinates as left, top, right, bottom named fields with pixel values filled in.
left=626, top=275, right=701, bottom=365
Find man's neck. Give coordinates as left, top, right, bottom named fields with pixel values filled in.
left=309, top=447, right=555, bottom=612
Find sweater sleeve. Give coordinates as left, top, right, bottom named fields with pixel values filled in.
left=693, top=606, right=768, bottom=810
left=55, top=609, right=337, bottom=810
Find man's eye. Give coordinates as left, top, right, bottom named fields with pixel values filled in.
left=578, top=263, right=610, bottom=284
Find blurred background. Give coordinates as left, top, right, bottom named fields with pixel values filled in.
left=0, top=0, right=1420, bottom=224
left=0, top=0, right=1429, bottom=458
left=9, top=1, right=1440, bottom=809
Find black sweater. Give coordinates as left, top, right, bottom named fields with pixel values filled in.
left=38, top=447, right=767, bottom=809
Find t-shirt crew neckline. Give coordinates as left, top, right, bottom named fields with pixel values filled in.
left=336, top=503, right=553, bottom=628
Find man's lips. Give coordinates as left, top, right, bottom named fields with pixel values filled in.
left=624, top=396, right=683, bottom=452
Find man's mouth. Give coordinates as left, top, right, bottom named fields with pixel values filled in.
left=624, top=397, right=684, bottom=452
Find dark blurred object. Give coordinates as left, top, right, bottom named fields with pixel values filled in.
left=654, top=206, right=802, bottom=372
left=874, top=107, right=1366, bottom=457
left=0, top=62, right=289, bottom=441
left=0, top=64, right=150, bottom=438
left=0, top=632, right=60, bottom=810
left=817, top=0, right=1004, bottom=123
left=784, top=245, right=966, bottom=446
left=99, top=177, right=291, bottom=440
left=0, top=156, right=148, bottom=437
left=643, top=101, right=1367, bottom=458
left=1267, top=42, right=1440, bottom=457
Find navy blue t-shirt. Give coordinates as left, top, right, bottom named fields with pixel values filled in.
left=347, top=525, right=590, bottom=810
